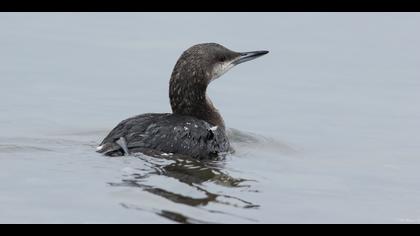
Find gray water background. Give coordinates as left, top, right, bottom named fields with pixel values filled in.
left=0, top=13, right=420, bottom=223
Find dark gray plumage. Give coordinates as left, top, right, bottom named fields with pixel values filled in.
left=97, top=43, right=268, bottom=159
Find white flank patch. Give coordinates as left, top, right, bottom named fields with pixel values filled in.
left=96, top=145, right=103, bottom=151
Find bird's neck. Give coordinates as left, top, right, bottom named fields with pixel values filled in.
left=169, top=77, right=225, bottom=129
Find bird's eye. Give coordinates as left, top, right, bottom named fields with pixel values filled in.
left=220, top=56, right=226, bottom=62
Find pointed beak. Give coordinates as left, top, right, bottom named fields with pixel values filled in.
left=232, top=50, right=269, bottom=66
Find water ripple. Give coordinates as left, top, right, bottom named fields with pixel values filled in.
left=109, top=153, right=260, bottom=223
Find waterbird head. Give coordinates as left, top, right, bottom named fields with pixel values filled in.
left=171, top=43, right=269, bottom=85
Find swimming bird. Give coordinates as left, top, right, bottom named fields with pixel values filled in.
left=97, top=43, right=268, bottom=159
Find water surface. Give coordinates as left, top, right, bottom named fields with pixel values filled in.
left=1, top=13, right=420, bottom=223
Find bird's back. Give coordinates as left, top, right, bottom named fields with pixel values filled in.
left=97, top=113, right=230, bottom=159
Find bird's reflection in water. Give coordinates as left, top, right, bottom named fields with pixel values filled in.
left=109, top=149, right=259, bottom=223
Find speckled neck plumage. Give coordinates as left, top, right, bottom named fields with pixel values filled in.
left=169, top=68, right=225, bottom=130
